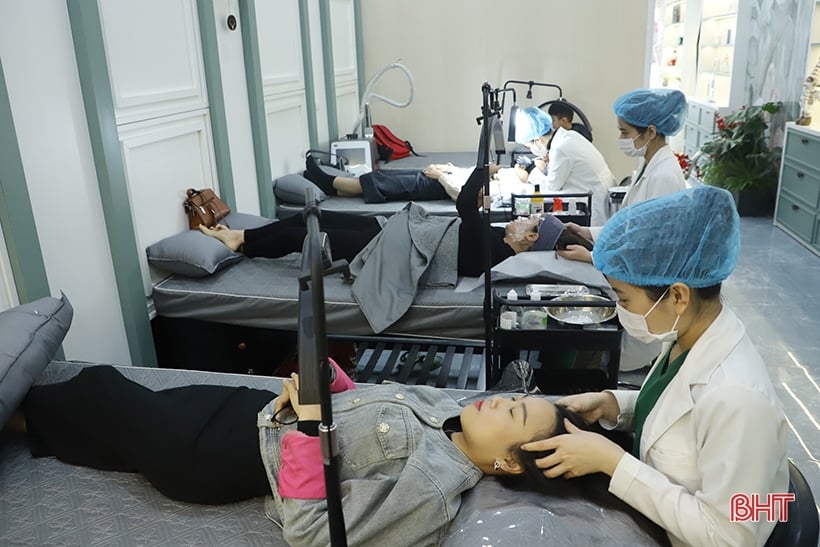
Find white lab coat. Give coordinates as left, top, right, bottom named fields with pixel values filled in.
left=604, top=305, right=788, bottom=547
left=528, top=128, right=616, bottom=225
left=589, top=144, right=687, bottom=240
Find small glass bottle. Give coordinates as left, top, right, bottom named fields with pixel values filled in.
left=499, top=289, right=520, bottom=329
left=521, top=289, right=548, bottom=329
left=530, top=184, right=544, bottom=215
left=515, top=197, right=531, bottom=219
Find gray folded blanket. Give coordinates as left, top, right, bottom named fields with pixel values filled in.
left=349, top=203, right=460, bottom=333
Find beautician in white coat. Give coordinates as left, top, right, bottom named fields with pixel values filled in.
left=559, top=88, right=689, bottom=263
left=523, top=186, right=788, bottom=547
left=514, top=106, right=616, bottom=226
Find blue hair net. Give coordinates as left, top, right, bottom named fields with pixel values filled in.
left=613, top=88, right=687, bottom=136
left=592, top=186, right=739, bottom=288
left=515, top=106, right=553, bottom=143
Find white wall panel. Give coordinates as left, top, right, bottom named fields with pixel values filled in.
left=265, top=93, right=311, bottom=177
left=255, top=1, right=309, bottom=176
left=98, top=0, right=207, bottom=125
left=330, top=0, right=356, bottom=75
left=214, top=0, right=259, bottom=215
left=118, top=112, right=218, bottom=294
left=331, top=0, right=359, bottom=139
left=335, top=81, right=360, bottom=138
left=98, top=0, right=218, bottom=303
left=256, top=0, right=304, bottom=97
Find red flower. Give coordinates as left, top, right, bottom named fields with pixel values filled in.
left=674, top=152, right=691, bottom=171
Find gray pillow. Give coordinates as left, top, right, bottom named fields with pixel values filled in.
left=146, top=212, right=274, bottom=277
left=0, top=293, right=73, bottom=428
left=273, top=173, right=328, bottom=205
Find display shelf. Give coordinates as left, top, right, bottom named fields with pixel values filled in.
left=657, top=0, right=689, bottom=90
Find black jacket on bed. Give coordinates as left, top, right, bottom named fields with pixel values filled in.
left=456, top=167, right=514, bottom=277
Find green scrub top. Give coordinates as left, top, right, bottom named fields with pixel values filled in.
left=632, top=346, right=689, bottom=457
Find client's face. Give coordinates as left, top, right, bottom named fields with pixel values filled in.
left=459, top=395, right=556, bottom=465
left=503, top=217, right=540, bottom=250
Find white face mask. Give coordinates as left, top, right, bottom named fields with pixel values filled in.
left=616, top=289, right=680, bottom=344
left=617, top=134, right=647, bottom=157
left=529, top=140, right=548, bottom=157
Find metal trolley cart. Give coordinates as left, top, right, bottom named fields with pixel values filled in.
left=489, top=286, right=622, bottom=394
left=476, top=81, right=622, bottom=393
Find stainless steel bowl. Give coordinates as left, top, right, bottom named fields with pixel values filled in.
left=546, top=294, right=616, bottom=325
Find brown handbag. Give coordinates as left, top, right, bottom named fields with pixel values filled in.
left=183, top=188, right=231, bottom=229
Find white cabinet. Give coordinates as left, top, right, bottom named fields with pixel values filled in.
left=775, top=124, right=820, bottom=257
left=683, top=99, right=721, bottom=158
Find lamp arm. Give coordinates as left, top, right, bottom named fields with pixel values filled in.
left=351, top=62, right=415, bottom=136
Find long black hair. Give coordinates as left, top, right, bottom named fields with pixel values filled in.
left=496, top=403, right=670, bottom=544
left=498, top=404, right=632, bottom=492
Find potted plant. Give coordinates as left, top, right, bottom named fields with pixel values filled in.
left=698, top=101, right=782, bottom=216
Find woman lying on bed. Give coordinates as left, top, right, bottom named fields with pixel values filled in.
left=201, top=167, right=592, bottom=277
left=304, top=153, right=529, bottom=206
left=22, top=362, right=580, bottom=547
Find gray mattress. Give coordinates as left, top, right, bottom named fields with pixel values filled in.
left=152, top=253, right=486, bottom=340
left=1, top=361, right=668, bottom=547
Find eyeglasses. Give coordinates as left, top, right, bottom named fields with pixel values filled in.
left=272, top=406, right=298, bottom=426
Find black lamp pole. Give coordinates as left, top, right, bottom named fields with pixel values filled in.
left=479, top=82, right=495, bottom=387
left=298, top=192, right=349, bottom=547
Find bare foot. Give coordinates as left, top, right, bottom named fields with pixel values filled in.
left=198, top=224, right=245, bottom=252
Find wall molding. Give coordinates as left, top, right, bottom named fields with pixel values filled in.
left=319, top=0, right=338, bottom=141
left=66, top=0, right=157, bottom=366
left=0, top=57, right=52, bottom=311
left=239, top=0, right=275, bottom=217
left=353, top=0, right=364, bottom=98
left=299, top=0, right=318, bottom=149
left=195, top=0, right=236, bottom=209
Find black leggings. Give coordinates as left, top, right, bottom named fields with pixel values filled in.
left=243, top=211, right=382, bottom=262
left=23, top=366, right=276, bottom=505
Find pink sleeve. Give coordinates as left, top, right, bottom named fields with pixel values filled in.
left=329, top=358, right=355, bottom=393
left=278, top=430, right=326, bottom=499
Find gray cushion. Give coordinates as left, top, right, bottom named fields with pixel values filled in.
left=146, top=212, right=274, bottom=277
left=0, top=293, right=73, bottom=428
left=273, top=174, right=328, bottom=205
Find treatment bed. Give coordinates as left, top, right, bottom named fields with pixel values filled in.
left=152, top=253, right=486, bottom=341
left=0, top=360, right=669, bottom=547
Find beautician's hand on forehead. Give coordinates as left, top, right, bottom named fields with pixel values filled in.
left=556, top=392, right=620, bottom=424
left=521, top=420, right=625, bottom=479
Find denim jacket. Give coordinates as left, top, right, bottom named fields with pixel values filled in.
left=257, top=383, right=483, bottom=547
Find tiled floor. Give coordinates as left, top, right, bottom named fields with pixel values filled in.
left=723, top=217, right=820, bottom=507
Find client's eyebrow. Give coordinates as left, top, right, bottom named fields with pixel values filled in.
left=521, top=400, right=528, bottom=426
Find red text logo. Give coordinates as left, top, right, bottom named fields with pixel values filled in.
left=730, top=493, right=795, bottom=522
